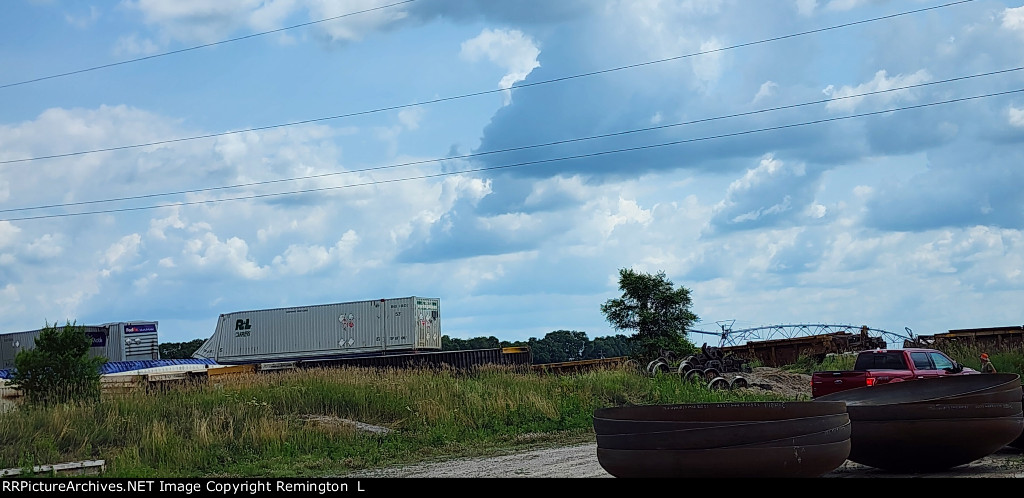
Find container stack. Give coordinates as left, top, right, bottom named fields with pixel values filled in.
left=815, top=373, right=1024, bottom=472
left=593, top=402, right=851, bottom=478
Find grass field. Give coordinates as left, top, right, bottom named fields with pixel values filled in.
left=0, top=364, right=787, bottom=477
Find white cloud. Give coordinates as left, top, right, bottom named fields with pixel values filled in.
left=825, top=69, right=932, bottom=112
left=753, top=81, right=778, bottom=104
left=113, top=33, right=161, bottom=56
left=795, top=0, right=817, bottom=17
left=824, top=0, right=869, bottom=12
left=183, top=233, right=269, bottom=280
left=303, top=0, right=409, bottom=43
left=600, top=198, right=653, bottom=238
left=692, top=38, right=724, bottom=89
left=0, top=222, right=20, bottom=248
left=103, top=234, right=142, bottom=274
left=26, top=234, right=64, bottom=259
left=1009, top=106, right=1024, bottom=128
left=398, top=107, right=424, bottom=131
left=64, top=6, right=100, bottom=28
left=1002, top=6, right=1024, bottom=34
left=460, top=28, right=541, bottom=105
left=149, top=210, right=186, bottom=240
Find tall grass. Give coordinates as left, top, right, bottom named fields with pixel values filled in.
left=0, top=364, right=786, bottom=477
left=782, top=347, right=1023, bottom=377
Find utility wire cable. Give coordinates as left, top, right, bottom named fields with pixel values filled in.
left=0, top=0, right=976, bottom=166
left=1, top=65, right=1019, bottom=215
left=3, top=86, right=1019, bottom=223
left=0, top=0, right=418, bottom=90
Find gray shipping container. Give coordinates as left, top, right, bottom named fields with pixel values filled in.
left=192, top=297, right=442, bottom=364
left=0, top=321, right=160, bottom=370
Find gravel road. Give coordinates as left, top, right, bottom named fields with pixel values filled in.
left=348, top=441, right=1024, bottom=478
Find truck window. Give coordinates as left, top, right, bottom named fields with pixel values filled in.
left=928, top=352, right=955, bottom=370
left=854, top=351, right=907, bottom=370
left=910, top=352, right=932, bottom=370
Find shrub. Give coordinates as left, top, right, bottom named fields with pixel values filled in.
left=11, top=321, right=106, bottom=405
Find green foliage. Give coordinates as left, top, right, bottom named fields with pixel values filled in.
left=0, top=364, right=785, bottom=477
left=935, top=342, right=1023, bottom=376
left=589, top=334, right=634, bottom=359
left=158, top=339, right=207, bottom=359
left=600, top=268, right=698, bottom=362
left=11, top=321, right=105, bottom=405
left=441, top=335, right=501, bottom=351
left=526, top=330, right=591, bottom=363
left=446, top=333, right=635, bottom=364
left=782, top=353, right=858, bottom=375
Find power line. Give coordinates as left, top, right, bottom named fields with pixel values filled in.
left=2, top=65, right=1019, bottom=215
left=3, top=86, right=1019, bottom=223
left=0, top=0, right=976, bottom=166
left=0, top=0, right=419, bottom=90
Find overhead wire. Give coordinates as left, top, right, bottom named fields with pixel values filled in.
left=1, top=65, right=1020, bottom=215
left=3, top=86, right=1020, bottom=222
left=0, top=0, right=419, bottom=90
left=0, top=0, right=977, bottom=166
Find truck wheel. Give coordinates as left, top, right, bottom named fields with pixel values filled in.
left=647, top=360, right=668, bottom=376
left=707, top=377, right=730, bottom=390
left=730, top=376, right=748, bottom=389
left=684, top=368, right=704, bottom=383
left=703, top=368, right=720, bottom=382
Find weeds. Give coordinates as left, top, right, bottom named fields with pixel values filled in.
left=0, top=364, right=783, bottom=477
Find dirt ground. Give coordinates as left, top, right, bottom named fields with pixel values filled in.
left=347, top=367, right=1024, bottom=479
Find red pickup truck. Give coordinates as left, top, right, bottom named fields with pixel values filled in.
left=810, top=348, right=979, bottom=398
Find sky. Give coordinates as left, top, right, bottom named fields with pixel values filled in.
left=1, top=0, right=1023, bottom=349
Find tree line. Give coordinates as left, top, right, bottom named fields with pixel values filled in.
left=443, top=330, right=636, bottom=364
left=158, top=268, right=699, bottom=364
left=13, top=267, right=699, bottom=403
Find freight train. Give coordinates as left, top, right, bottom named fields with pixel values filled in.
left=192, top=296, right=444, bottom=365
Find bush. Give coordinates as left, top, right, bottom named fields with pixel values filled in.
left=11, top=321, right=106, bottom=405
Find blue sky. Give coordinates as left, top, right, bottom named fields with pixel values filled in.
left=1, top=0, right=1023, bottom=348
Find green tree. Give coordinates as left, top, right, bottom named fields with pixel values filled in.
left=540, top=330, right=590, bottom=362
left=11, top=321, right=106, bottom=405
left=589, top=334, right=634, bottom=359
left=159, top=338, right=207, bottom=359
left=441, top=335, right=500, bottom=351
left=600, top=268, right=698, bottom=361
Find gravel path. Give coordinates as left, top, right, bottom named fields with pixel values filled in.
left=347, top=442, right=1024, bottom=478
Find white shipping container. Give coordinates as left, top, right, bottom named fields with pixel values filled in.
left=193, top=297, right=441, bottom=364
left=0, top=321, right=159, bottom=370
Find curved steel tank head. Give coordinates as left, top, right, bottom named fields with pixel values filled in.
left=596, top=440, right=851, bottom=478
left=593, top=409, right=847, bottom=438
left=814, top=373, right=1021, bottom=405
left=723, top=422, right=851, bottom=449
left=594, top=401, right=847, bottom=422
left=595, top=413, right=850, bottom=450
left=843, top=401, right=1022, bottom=422
left=844, top=413, right=1024, bottom=472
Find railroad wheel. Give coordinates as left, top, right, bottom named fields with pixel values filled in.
left=703, top=368, right=720, bottom=382
left=707, top=377, right=730, bottom=390
left=684, top=368, right=704, bottom=383
left=647, top=360, right=668, bottom=376
left=677, top=361, right=693, bottom=374
left=730, top=376, right=749, bottom=390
